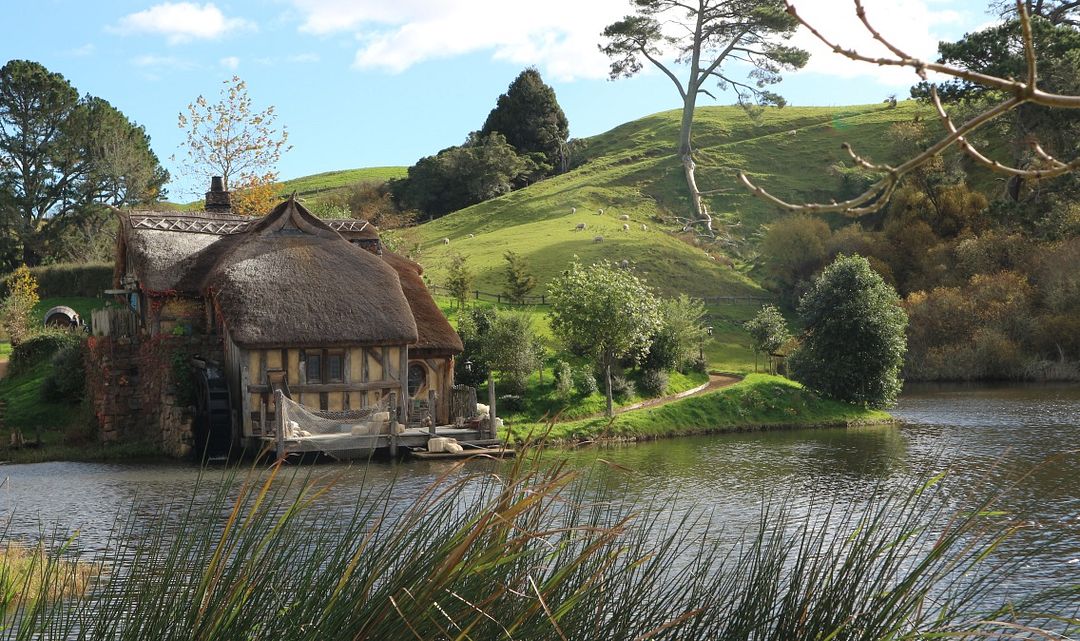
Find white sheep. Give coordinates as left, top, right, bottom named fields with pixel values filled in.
left=622, top=224, right=630, bottom=231
left=442, top=237, right=450, bottom=245
left=571, top=207, right=577, bottom=214
left=597, top=208, right=604, bottom=215
left=788, top=129, right=798, bottom=136
left=641, top=224, right=648, bottom=231
left=594, top=235, right=604, bottom=243
left=467, top=233, right=475, bottom=238
left=618, top=214, right=630, bottom=221
left=575, top=222, right=587, bottom=231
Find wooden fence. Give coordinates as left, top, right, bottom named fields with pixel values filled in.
left=429, top=284, right=769, bottom=308
left=91, top=308, right=138, bottom=338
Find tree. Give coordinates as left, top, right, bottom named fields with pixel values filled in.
left=1, top=264, right=38, bottom=346
left=391, top=132, right=543, bottom=219
left=788, top=255, right=908, bottom=408
left=744, top=304, right=789, bottom=373
left=480, top=310, right=542, bottom=394
left=0, top=60, right=167, bottom=266
left=502, top=250, right=537, bottom=303
left=645, top=294, right=710, bottom=372
left=444, top=253, right=474, bottom=310
left=740, top=2, right=1080, bottom=215
left=454, top=307, right=496, bottom=388
left=601, top=1, right=807, bottom=237
left=480, top=68, right=570, bottom=175
left=548, top=260, right=662, bottom=417
left=177, top=76, right=290, bottom=215
left=761, top=215, right=831, bottom=303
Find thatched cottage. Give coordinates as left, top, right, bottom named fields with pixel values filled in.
left=106, top=179, right=462, bottom=455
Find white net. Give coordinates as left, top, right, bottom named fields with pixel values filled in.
left=275, top=394, right=401, bottom=454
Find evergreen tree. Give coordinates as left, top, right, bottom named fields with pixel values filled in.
left=480, top=68, right=569, bottom=175
left=445, top=253, right=474, bottom=310
left=502, top=250, right=537, bottom=303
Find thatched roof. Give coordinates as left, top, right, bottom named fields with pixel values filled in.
left=117, top=204, right=459, bottom=354
left=196, top=199, right=417, bottom=348
left=381, top=252, right=464, bottom=356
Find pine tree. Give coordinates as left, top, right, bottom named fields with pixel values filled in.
left=502, top=251, right=537, bottom=304
left=480, top=68, right=569, bottom=175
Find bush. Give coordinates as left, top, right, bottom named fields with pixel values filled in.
left=553, top=360, right=574, bottom=399
left=572, top=365, right=597, bottom=396
left=2, top=265, right=40, bottom=346
left=687, top=353, right=708, bottom=374
left=610, top=375, right=635, bottom=401
left=10, top=329, right=84, bottom=375
left=42, top=341, right=86, bottom=403
left=638, top=369, right=668, bottom=397
left=789, top=255, right=908, bottom=408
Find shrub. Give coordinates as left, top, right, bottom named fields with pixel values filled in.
left=497, top=394, right=523, bottom=413
left=554, top=360, right=574, bottom=399
left=10, top=329, right=83, bottom=375
left=610, top=375, right=635, bottom=401
left=0, top=262, right=112, bottom=299
left=2, top=265, right=40, bottom=346
left=572, top=365, right=597, bottom=396
left=638, top=368, right=668, bottom=397
left=789, top=254, right=908, bottom=408
left=42, top=341, right=86, bottom=403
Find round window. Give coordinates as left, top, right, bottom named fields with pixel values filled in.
left=408, top=363, right=427, bottom=397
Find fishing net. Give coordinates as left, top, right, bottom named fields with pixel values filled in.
left=274, top=394, right=400, bottom=455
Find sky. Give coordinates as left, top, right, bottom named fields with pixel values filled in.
left=4, top=0, right=998, bottom=200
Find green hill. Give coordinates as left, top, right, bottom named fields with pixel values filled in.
left=398, top=102, right=928, bottom=298
left=280, top=166, right=406, bottom=198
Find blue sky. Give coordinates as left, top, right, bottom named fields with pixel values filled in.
left=5, top=0, right=996, bottom=199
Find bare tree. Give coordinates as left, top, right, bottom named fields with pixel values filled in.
left=739, top=0, right=1080, bottom=215
left=600, top=0, right=808, bottom=238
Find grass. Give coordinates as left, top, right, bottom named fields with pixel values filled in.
left=279, top=166, right=407, bottom=198
left=0, top=458, right=1072, bottom=639
left=0, top=542, right=98, bottom=604
left=505, top=373, right=891, bottom=443
left=32, top=296, right=108, bottom=324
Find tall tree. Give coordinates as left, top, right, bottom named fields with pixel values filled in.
left=548, top=260, right=661, bottom=417
left=480, top=68, right=570, bottom=175
left=600, top=1, right=807, bottom=237
left=502, top=250, right=537, bottom=304
left=177, top=76, right=290, bottom=215
left=0, top=60, right=167, bottom=266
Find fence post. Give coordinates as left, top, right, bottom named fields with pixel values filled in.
left=428, top=389, right=437, bottom=436
left=474, top=290, right=479, bottom=300
left=275, top=389, right=285, bottom=461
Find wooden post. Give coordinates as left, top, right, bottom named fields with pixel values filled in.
left=428, top=389, right=437, bottom=436
left=275, top=389, right=285, bottom=461
left=388, top=391, right=398, bottom=458
left=487, top=373, right=496, bottom=440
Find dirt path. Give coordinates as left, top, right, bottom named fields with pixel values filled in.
left=575, top=374, right=741, bottom=421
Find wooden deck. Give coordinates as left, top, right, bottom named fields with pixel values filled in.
left=251, top=424, right=504, bottom=460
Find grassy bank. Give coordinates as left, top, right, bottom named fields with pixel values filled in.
left=505, top=373, right=891, bottom=443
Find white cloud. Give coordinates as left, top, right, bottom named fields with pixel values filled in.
left=287, top=52, right=320, bottom=63
left=112, top=2, right=254, bottom=44
left=290, top=0, right=977, bottom=85
left=68, top=43, right=96, bottom=57
left=220, top=55, right=240, bottom=69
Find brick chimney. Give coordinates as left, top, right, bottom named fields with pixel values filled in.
left=204, top=176, right=231, bottom=213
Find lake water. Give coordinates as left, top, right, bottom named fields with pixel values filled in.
left=1, top=384, right=1077, bottom=604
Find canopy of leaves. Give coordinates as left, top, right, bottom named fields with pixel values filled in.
left=391, top=132, right=544, bottom=219
left=547, top=260, right=662, bottom=366
left=481, top=68, right=569, bottom=174
left=645, top=294, right=709, bottom=372
left=789, top=254, right=908, bottom=408
left=0, top=60, right=167, bottom=267
left=744, top=304, right=789, bottom=356
left=502, top=250, right=537, bottom=304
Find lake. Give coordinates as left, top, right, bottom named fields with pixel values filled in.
left=1, top=383, right=1077, bottom=604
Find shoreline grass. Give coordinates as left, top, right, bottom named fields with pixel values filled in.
left=504, top=373, right=893, bottom=443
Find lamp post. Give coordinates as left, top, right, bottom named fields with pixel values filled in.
left=699, top=326, right=714, bottom=362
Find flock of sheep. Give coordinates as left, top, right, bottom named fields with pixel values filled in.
left=438, top=205, right=650, bottom=246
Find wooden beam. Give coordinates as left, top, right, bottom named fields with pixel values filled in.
left=246, top=381, right=401, bottom=394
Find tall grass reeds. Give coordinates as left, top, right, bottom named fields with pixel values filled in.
left=1, top=450, right=1076, bottom=640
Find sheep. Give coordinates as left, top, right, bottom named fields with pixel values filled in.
left=467, top=233, right=475, bottom=238
left=622, top=224, right=630, bottom=231
left=788, top=129, right=798, bottom=136
left=571, top=207, right=577, bottom=214
left=575, top=222, right=587, bottom=231
left=442, top=237, right=450, bottom=245
left=641, top=224, right=648, bottom=231
left=597, top=208, right=604, bottom=215
left=619, top=259, right=630, bottom=269
left=618, top=214, right=630, bottom=221
left=594, top=235, right=604, bottom=243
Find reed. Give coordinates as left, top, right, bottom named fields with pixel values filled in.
left=1, top=451, right=1076, bottom=640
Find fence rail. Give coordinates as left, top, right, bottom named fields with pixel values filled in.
left=429, top=284, right=770, bottom=308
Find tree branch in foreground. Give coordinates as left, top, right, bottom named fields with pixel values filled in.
left=738, top=0, right=1080, bottom=214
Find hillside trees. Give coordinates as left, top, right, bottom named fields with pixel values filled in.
left=481, top=68, right=569, bottom=176
left=600, top=0, right=807, bottom=238
left=0, top=60, right=167, bottom=267
left=548, top=260, right=661, bottom=417
left=789, top=255, right=908, bottom=408
left=745, top=304, right=789, bottom=373
left=177, top=76, right=290, bottom=215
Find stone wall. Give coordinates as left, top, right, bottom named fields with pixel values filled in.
left=85, top=334, right=224, bottom=458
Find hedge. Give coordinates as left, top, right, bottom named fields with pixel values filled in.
left=0, top=263, right=113, bottom=299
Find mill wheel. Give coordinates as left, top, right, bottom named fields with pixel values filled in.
left=193, top=362, right=234, bottom=460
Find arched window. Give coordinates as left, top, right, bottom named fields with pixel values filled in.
left=408, top=363, right=427, bottom=397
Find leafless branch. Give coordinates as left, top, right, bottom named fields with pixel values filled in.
left=739, top=0, right=1080, bottom=214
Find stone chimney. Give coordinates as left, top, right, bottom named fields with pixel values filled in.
left=204, top=176, right=231, bottom=213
